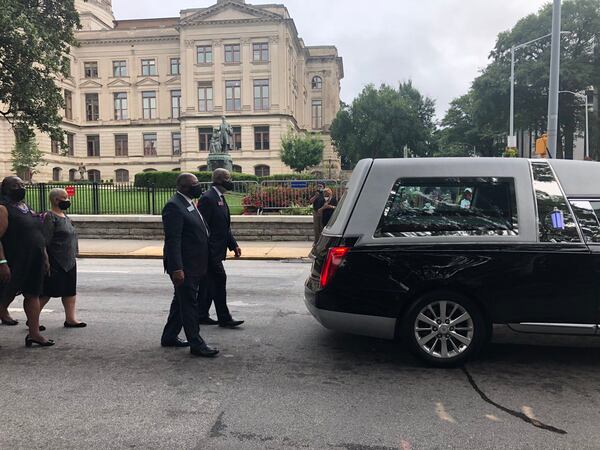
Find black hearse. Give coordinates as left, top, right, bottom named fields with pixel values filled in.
left=305, top=158, right=600, bottom=366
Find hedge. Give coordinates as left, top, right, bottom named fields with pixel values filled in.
left=134, top=171, right=336, bottom=187
left=134, top=171, right=258, bottom=187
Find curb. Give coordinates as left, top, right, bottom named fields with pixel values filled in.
left=78, top=253, right=311, bottom=262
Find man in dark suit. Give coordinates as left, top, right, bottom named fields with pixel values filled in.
left=161, top=173, right=219, bottom=357
left=198, top=169, right=244, bottom=329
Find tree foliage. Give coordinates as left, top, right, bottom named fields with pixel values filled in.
left=0, top=0, right=80, bottom=143
left=441, top=0, right=600, bottom=159
left=331, top=82, right=436, bottom=167
left=11, top=133, right=45, bottom=181
left=280, top=131, right=325, bottom=173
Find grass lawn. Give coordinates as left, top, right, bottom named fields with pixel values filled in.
left=26, top=186, right=245, bottom=215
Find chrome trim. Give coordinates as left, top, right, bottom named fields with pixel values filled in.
left=508, top=322, right=597, bottom=336
left=304, top=299, right=396, bottom=340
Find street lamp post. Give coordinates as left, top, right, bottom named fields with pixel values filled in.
left=509, top=31, right=569, bottom=147
left=547, top=0, right=563, bottom=159
left=559, top=90, right=590, bottom=159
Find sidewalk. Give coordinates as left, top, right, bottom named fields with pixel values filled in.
left=78, top=239, right=313, bottom=260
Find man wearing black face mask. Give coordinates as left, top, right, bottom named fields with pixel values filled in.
left=197, top=169, right=244, bottom=329
left=161, top=173, right=219, bottom=357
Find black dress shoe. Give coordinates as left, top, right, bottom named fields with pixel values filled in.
left=25, top=335, right=55, bottom=348
left=190, top=342, right=219, bottom=357
left=64, top=321, right=87, bottom=328
left=1, top=318, right=18, bottom=326
left=199, top=317, right=219, bottom=325
left=219, top=320, right=244, bottom=329
left=161, top=338, right=190, bottom=348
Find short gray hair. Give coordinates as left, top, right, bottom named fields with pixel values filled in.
left=49, top=188, right=67, bottom=203
left=212, top=168, right=230, bottom=183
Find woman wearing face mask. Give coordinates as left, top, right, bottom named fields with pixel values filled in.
left=0, top=176, right=54, bottom=347
left=39, top=188, right=85, bottom=328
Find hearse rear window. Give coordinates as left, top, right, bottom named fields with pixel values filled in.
left=375, top=177, right=518, bottom=238
left=530, top=161, right=580, bottom=243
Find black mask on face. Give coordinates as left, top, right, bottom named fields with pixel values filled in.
left=221, top=180, right=235, bottom=192
left=189, top=184, right=203, bottom=199
left=8, top=187, right=26, bottom=202
left=58, top=200, right=71, bottom=211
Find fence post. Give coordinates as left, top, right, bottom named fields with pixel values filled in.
left=146, top=186, right=152, bottom=215
left=151, top=186, right=156, bottom=215
left=92, top=182, right=100, bottom=215
left=38, top=183, right=47, bottom=212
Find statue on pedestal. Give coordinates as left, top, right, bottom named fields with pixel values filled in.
left=207, top=116, right=234, bottom=172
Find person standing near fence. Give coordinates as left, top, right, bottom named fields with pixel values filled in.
left=197, top=169, right=244, bottom=329
left=319, top=188, right=338, bottom=228
left=309, top=183, right=325, bottom=245
left=0, top=176, right=54, bottom=347
left=39, top=188, right=86, bottom=329
left=161, top=173, right=219, bottom=358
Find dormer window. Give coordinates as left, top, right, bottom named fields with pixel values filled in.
left=312, top=76, right=323, bottom=90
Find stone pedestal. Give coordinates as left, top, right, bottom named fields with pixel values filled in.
left=207, top=153, right=233, bottom=172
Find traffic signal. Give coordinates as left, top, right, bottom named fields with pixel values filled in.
left=535, top=134, right=548, bottom=157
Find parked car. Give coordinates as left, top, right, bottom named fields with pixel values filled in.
left=305, top=157, right=600, bottom=366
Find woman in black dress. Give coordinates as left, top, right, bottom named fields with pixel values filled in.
left=40, top=188, right=86, bottom=328
left=0, top=176, right=54, bottom=347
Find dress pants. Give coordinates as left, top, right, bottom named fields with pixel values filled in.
left=162, top=273, right=207, bottom=348
left=199, top=260, right=232, bottom=323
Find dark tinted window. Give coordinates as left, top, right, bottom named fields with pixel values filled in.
left=375, top=177, right=518, bottom=238
left=531, top=161, right=580, bottom=243
left=570, top=201, right=600, bottom=243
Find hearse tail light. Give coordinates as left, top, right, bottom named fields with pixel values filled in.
left=320, top=246, right=350, bottom=288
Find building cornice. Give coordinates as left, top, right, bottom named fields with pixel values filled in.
left=77, top=35, right=180, bottom=46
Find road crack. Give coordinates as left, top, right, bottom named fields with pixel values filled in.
left=462, top=366, right=567, bottom=435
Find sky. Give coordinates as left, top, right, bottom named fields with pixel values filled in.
left=112, top=0, right=550, bottom=119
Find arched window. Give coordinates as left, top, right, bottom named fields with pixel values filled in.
left=198, top=165, right=208, bottom=172
left=311, top=76, right=323, bottom=90
left=52, top=167, right=62, bottom=182
left=115, top=169, right=129, bottom=183
left=143, top=168, right=157, bottom=173
left=88, top=169, right=101, bottom=183
left=69, top=169, right=77, bottom=182
left=232, top=164, right=242, bottom=173
left=254, top=164, right=270, bottom=177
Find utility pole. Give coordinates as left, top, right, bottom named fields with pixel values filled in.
left=546, top=0, right=562, bottom=159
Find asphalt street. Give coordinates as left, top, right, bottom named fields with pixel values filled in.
left=1, top=259, right=600, bottom=449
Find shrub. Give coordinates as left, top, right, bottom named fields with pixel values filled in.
left=280, top=203, right=313, bottom=215
left=242, top=185, right=344, bottom=213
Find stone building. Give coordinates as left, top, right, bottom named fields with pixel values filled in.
left=0, top=0, right=344, bottom=182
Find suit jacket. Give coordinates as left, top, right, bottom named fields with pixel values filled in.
left=162, top=193, right=209, bottom=277
left=198, top=187, right=238, bottom=262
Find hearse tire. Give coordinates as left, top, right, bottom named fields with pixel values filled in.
left=401, top=291, right=487, bottom=368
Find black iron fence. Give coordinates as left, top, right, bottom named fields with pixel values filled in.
left=25, top=180, right=345, bottom=216
left=25, top=181, right=259, bottom=215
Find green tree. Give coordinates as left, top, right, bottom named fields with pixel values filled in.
left=11, top=130, right=45, bottom=181
left=331, top=82, right=436, bottom=167
left=442, top=0, right=600, bottom=159
left=280, top=131, right=325, bottom=173
left=0, top=0, right=80, bottom=146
